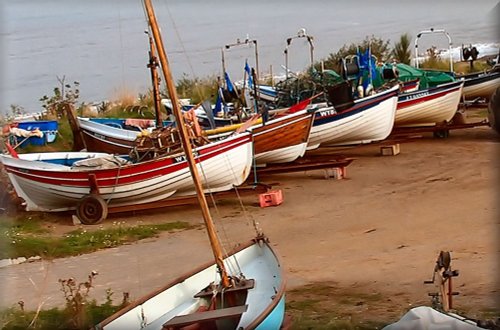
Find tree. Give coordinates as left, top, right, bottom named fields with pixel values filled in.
left=39, top=76, right=80, bottom=118
left=316, top=35, right=391, bottom=73
left=392, top=33, right=412, bottom=64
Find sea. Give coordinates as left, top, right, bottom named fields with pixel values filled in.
left=1, top=0, right=498, bottom=114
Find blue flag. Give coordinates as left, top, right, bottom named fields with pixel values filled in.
left=357, top=47, right=378, bottom=89
left=213, top=88, right=222, bottom=115
left=224, top=72, right=234, bottom=92
left=244, top=60, right=253, bottom=88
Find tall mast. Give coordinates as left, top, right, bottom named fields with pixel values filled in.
left=143, top=0, right=230, bottom=288
left=147, top=32, right=163, bottom=128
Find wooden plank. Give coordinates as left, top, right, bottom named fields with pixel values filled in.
left=390, top=120, right=489, bottom=137
left=162, top=305, right=248, bottom=329
left=255, top=157, right=354, bottom=176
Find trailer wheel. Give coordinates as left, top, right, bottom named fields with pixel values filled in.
left=433, top=129, right=449, bottom=139
left=76, top=194, right=108, bottom=225
left=488, top=86, right=500, bottom=134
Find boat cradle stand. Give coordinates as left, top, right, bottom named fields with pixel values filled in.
left=74, top=183, right=271, bottom=225
left=389, top=119, right=490, bottom=139
left=251, top=154, right=354, bottom=180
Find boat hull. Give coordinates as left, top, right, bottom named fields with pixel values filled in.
left=252, top=110, right=314, bottom=165
left=96, top=238, right=286, bottom=330
left=77, top=118, right=143, bottom=154
left=307, top=86, right=399, bottom=149
left=395, top=80, right=464, bottom=127
left=461, top=70, right=500, bottom=100
left=0, top=133, right=253, bottom=212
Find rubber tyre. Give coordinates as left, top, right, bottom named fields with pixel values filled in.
left=76, top=194, right=108, bottom=225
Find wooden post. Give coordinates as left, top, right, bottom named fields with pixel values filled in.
left=64, top=103, right=87, bottom=151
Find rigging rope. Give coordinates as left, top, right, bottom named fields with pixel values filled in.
left=161, top=0, right=207, bottom=103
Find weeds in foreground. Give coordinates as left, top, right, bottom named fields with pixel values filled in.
left=0, top=272, right=126, bottom=330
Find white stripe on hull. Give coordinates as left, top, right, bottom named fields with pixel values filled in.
left=396, top=85, right=463, bottom=127
left=307, top=93, right=397, bottom=149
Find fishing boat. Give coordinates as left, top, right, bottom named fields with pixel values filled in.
left=364, top=60, right=462, bottom=128
left=0, top=132, right=252, bottom=218
left=77, top=107, right=314, bottom=167
left=306, top=85, right=399, bottom=149
left=96, top=1, right=286, bottom=329
left=414, top=28, right=499, bottom=101
left=395, top=80, right=464, bottom=127
left=459, top=66, right=500, bottom=100
left=5, top=120, right=59, bottom=148
left=206, top=109, right=314, bottom=166
left=77, top=117, right=153, bottom=154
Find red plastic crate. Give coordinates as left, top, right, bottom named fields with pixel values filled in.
left=259, top=189, right=283, bottom=208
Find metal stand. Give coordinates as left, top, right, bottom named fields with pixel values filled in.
left=424, top=251, right=460, bottom=312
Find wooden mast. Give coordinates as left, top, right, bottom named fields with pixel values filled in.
left=143, top=0, right=230, bottom=288
left=147, top=32, right=164, bottom=128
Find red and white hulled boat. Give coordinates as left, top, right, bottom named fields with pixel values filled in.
left=395, top=80, right=464, bottom=127
left=0, top=132, right=253, bottom=213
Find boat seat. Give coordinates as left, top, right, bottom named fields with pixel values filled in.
left=162, top=304, right=247, bottom=330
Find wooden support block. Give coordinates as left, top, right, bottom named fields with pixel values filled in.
left=323, top=167, right=344, bottom=180
left=380, top=144, right=400, bottom=156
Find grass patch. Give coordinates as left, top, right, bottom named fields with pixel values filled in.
left=0, top=219, right=194, bottom=259
left=286, top=283, right=391, bottom=330
left=0, top=291, right=125, bottom=330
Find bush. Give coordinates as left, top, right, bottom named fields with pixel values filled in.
left=316, top=35, right=391, bottom=72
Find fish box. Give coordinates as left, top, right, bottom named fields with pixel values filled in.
left=259, top=189, right=283, bottom=208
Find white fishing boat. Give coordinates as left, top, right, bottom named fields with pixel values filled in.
left=307, top=85, right=399, bottom=149
left=459, top=66, right=500, bottom=100
left=395, top=80, right=464, bottom=127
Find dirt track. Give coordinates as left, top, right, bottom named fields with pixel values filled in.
left=0, top=121, right=498, bottom=323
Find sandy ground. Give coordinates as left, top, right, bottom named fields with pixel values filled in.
left=0, top=118, right=498, bottom=324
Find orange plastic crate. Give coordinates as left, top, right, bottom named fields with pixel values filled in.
left=259, top=189, right=284, bottom=208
